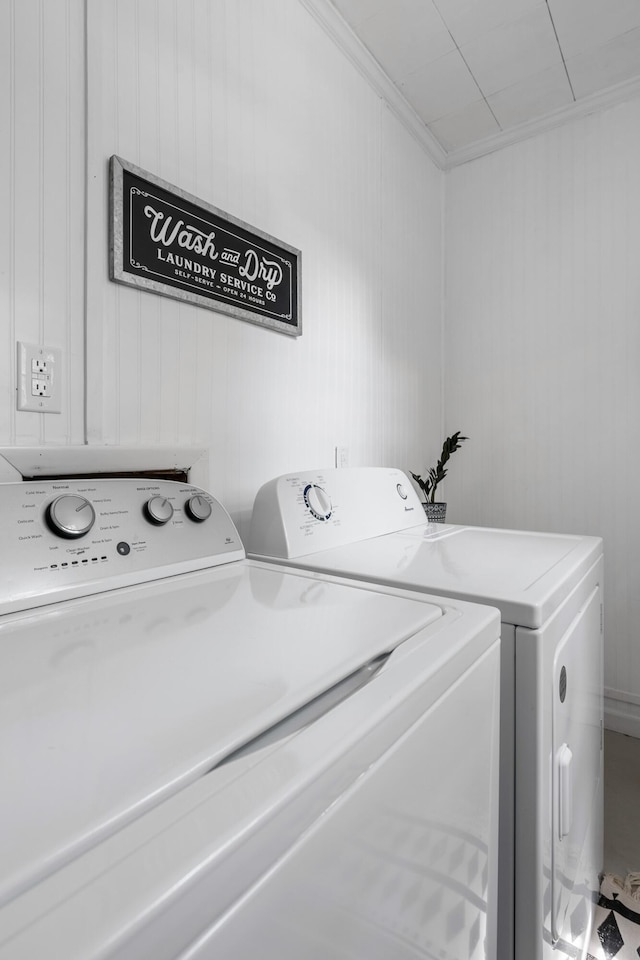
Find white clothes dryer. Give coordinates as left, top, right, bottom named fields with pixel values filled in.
left=0, top=472, right=500, bottom=960
left=248, top=467, right=604, bottom=960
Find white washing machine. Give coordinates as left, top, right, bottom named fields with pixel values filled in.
left=0, top=468, right=500, bottom=960
left=248, top=467, right=604, bottom=960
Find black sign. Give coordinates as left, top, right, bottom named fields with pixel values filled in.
left=109, top=156, right=301, bottom=336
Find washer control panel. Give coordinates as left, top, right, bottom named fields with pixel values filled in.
left=2, top=478, right=244, bottom=615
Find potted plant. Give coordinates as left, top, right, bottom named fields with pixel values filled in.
left=411, top=431, right=468, bottom=523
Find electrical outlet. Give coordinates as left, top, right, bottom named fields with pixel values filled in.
left=31, top=378, right=50, bottom=398
left=335, top=445, right=349, bottom=468
left=17, top=342, right=62, bottom=413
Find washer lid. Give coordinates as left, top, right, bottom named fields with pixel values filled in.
left=273, top=525, right=602, bottom=628
left=0, top=561, right=442, bottom=906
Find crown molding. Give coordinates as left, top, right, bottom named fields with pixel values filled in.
left=298, top=0, right=447, bottom=170
left=445, top=74, right=640, bottom=168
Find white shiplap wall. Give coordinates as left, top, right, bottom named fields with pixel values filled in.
left=0, top=0, right=85, bottom=446
left=85, top=0, right=443, bottom=526
left=4, top=0, right=640, bottom=730
left=445, top=99, right=640, bottom=732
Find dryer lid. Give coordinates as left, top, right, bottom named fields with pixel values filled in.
left=247, top=468, right=602, bottom=628
left=273, top=526, right=602, bottom=628
left=0, top=561, right=442, bottom=906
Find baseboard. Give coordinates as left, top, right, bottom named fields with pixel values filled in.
left=605, top=688, right=640, bottom=739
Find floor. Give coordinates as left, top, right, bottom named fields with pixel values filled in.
left=584, top=730, right=640, bottom=960
left=603, top=729, right=640, bottom=877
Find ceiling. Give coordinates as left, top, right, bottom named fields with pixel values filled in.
left=328, top=0, right=640, bottom=161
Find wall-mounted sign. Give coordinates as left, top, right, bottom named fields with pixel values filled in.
left=109, top=156, right=301, bottom=337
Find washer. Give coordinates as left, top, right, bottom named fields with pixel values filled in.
left=0, top=470, right=500, bottom=960
left=248, top=467, right=604, bottom=960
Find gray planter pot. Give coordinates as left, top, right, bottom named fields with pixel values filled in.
left=422, top=502, right=447, bottom=523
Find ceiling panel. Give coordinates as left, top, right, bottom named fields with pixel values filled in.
left=487, top=63, right=574, bottom=127
left=428, top=0, right=542, bottom=47
left=400, top=48, right=481, bottom=123
left=357, top=5, right=455, bottom=80
left=460, top=6, right=560, bottom=96
left=566, top=26, right=640, bottom=99
left=428, top=98, right=501, bottom=150
left=328, top=0, right=640, bottom=161
left=547, top=0, right=640, bottom=60
left=330, top=0, right=392, bottom=28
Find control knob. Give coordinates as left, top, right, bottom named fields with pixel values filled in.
left=46, top=495, right=96, bottom=539
left=185, top=494, right=212, bottom=523
left=304, top=484, right=332, bottom=522
left=144, top=496, right=174, bottom=525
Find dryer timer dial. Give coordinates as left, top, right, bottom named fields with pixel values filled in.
left=304, top=484, right=332, bottom=521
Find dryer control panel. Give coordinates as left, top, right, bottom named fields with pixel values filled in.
left=2, top=478, right=244, bottom=615
left=248, top=468, right=426, bottom=560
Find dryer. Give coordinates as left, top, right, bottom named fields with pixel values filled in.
left=0, top=471, right=500, bottom=960
left=248, top=467, right=604, bottom=960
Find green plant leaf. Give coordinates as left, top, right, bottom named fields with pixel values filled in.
left=412, top=431, right=468, bottom=503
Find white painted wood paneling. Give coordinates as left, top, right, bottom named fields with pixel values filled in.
left=3, top=0, right=639, bottom=731
left=85, top=0, right=443, bottom=531
left=445, top=98, right=640, bottom=719
left=0, top=0, right=85, bottom=446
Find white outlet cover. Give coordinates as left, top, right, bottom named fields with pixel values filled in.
left=337, top=445, right=349, bottom=468
left=17, top=342, right=62, bottom=414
